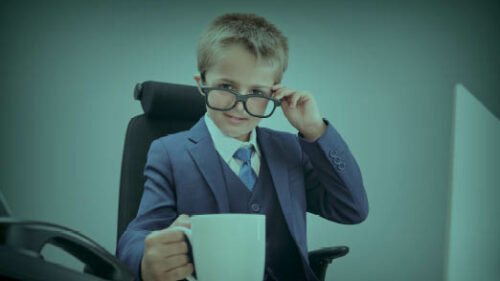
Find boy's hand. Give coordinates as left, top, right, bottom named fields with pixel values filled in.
left=272, top=84, right=326, bottom=141
left=141, top=214, right=194, bottom=281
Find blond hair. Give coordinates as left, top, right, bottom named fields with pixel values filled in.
left=197, top=13, right=289, bottom=83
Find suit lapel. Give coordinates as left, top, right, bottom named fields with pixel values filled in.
left=185, top=120, right=296, bottom=227
left=187, top=118, right=230, bottom=213
left=257, top=128, right=296, bottom=233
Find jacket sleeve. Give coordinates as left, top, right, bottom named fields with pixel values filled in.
left=116, top=139, right=179, bottom=281
left=299, top=119, right=369, bottom=224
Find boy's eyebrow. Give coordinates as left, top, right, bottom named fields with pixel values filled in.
left=215, top=78, right=271, bottom=90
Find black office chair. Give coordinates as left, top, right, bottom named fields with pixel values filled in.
left=117, top=81, right=349, bottom=281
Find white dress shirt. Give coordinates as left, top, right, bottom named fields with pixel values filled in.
left=204, top=113, right=261, bottom=177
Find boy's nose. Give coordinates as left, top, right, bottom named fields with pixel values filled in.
left=234, top=100, right=245, bottom=112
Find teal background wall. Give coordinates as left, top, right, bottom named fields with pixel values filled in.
left=1, top=1, right=499, bottom=280
left=445, top=85, right=500, bottom=281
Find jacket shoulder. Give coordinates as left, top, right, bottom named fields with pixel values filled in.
left=151, top=130, right=191, bottom=151
left=258, top=127, right=301, bottom=152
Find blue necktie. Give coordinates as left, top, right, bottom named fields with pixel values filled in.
left=233, top=146, right=257, bottom=191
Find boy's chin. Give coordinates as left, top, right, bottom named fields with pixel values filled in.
left=224, top=128, right=252, bottom=141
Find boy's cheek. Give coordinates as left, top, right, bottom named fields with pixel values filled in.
left=209, top=109, right=261, bottom=137
left=246, top=117, right=262, bottom=130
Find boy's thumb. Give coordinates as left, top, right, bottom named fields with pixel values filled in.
left=172, top=214, right=191, bottom=228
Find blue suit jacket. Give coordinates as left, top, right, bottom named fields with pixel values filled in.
left=117, top=117, right=369, bottom=281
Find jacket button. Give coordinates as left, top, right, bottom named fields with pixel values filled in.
left=333, top=157, right=342, bottom=164
left=329, top=150, right=338, bottom=158
left=251, top=203, right=261, bottom=212
left=338, top=162, right=345, bottom=171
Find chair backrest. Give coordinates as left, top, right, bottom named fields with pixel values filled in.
left=116, top=81, right=206, bottom=242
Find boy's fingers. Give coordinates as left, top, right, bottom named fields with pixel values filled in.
left=154, top=228, right=184, bottom=244
left=148, top=214, right=191, bottom=244
left=271, top=84, right=282, bottom=90
left=273, top=86, right=309, bottom=109
left=272, top=87, right=282, bottom=98
left=291, top=92, right=302, bottom=108
left=163, top=253, right=190, bottom=269
left=164, top=263, right=194, bottom=281
left=274, top=87, right=293, bottom=100
left=272, top=84, right=287, bottom=97
left=283, top=90, right=297, bottom=106
left=150, top=240, right=189, bottom=259
left=161, top=241, right=189, bottom=257
left=172, top=214, right=191, bottom=228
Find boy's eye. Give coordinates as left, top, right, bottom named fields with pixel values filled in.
left=217, top=83, right=269, bottom=96
left=253, top=89, right=271, bottom=96
left=219, top=83, right=233, bottom=90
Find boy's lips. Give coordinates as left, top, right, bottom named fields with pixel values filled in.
left=224, top=113, right=248, bottom=124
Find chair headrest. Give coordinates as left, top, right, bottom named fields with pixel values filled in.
left=134, top=81, right=206, bottom=120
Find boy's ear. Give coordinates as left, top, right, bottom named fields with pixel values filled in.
left=193, top=75, right=205, bottom=96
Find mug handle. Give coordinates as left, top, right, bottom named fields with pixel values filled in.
left=170, top=226, right=196, bottom=281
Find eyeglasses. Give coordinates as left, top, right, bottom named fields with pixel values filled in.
left=200, top=85, right=281, bottom=118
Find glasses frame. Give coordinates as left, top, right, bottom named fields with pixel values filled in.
left=200, top=86, right=281, bottom=118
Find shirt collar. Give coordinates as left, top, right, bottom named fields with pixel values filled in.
left=204, top=113, right=260, bottom=162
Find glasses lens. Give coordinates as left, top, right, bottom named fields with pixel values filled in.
left=246, top=96, right=275, bottom=117
left=207, top=89, right=236, bottom=110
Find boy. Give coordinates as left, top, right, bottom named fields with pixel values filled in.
left=117, top=13, right=368, bottom=281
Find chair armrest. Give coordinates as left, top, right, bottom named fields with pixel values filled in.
left=309, top=246, right=349, bottom=263
left=308, top=246, right=349, bottom=281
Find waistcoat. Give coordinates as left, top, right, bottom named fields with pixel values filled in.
left=219, top=148, right=308, bottom=281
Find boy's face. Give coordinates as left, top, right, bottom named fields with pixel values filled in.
left=194, top=44, right=278, bottom=142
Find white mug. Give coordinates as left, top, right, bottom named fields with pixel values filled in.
left=172, top=213, right=266, bottom=281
